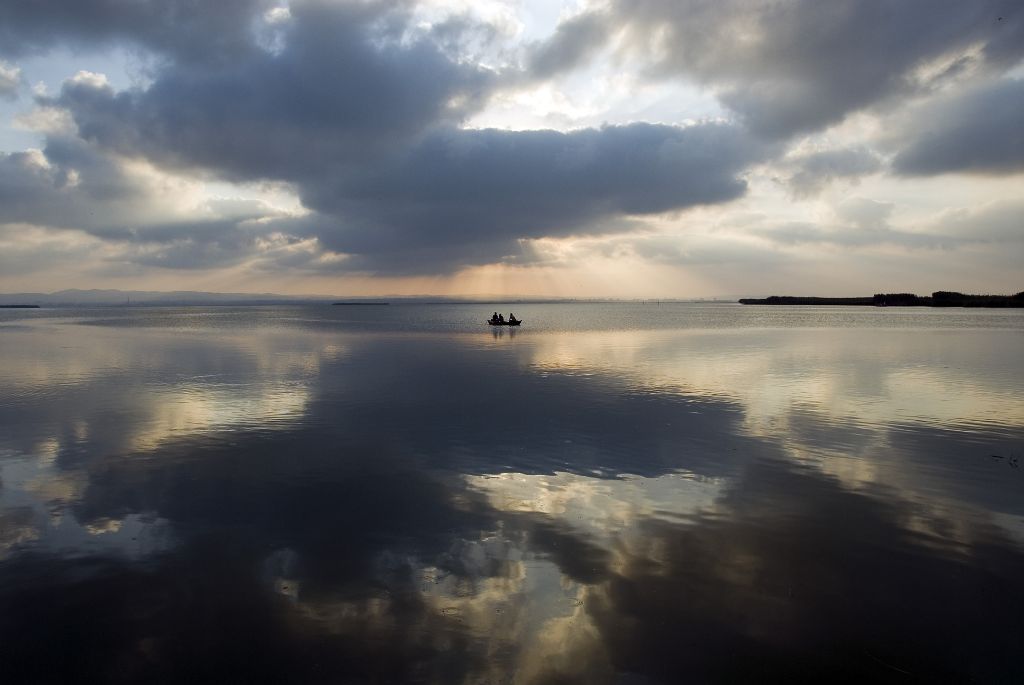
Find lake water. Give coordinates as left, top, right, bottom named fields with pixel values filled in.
left=1, top=303, right=1022, bottom=683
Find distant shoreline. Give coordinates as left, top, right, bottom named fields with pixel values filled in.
left=0, top=304, right=40, bottom=308
left=739, top=291, right=1024, bottom=308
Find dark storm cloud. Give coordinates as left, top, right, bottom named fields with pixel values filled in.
left=892, top=78, right=1024, bottom=176
left=113, top=221, right=263, bottom=270
left=57, top=69, right=768, bottom=272
left=0, top=0, right=272, bottom=65
left=0, top=137, right=141, bottom=230
left=42, top=0, right=772, bottom=276
left=51, top=1, right=495, bottom=181
left=537, top=0, right=1024, bottom=139
left=16, top=0, right=1020, bottom=277
left=297, top=123, right=771, bottom=274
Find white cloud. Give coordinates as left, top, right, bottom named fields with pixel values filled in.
left=67, top=70, right=109, bottom=89
left=263, top=6, right=291, bottom=25
left=0, top=60, right=20, bottom=99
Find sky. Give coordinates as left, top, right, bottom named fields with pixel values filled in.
left=0, top=0, right=1021, bottom=298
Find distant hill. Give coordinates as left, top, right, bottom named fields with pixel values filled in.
left=0, top=290, right=736, bottom=307
left=0, top=289, right=335, bottom=307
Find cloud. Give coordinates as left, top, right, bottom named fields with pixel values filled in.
left=757, top=222, right=954, bottom=250
left=296, top=123, right=771, bottom=273
left=892, top=77, right=1024, bottom=176
left=0, top=0, right=273, bottom=65
left=778, top=146, right=881, bottom=197
left=525, top=11, right=608, bottom=81
left=0, top=134, right=225, bottom=241
left=0, top=224, right=109, bottom=276
left=0, top=60, right=20, bottom=99
left=50, top=3, right=495, bottom=181
left=752, top=196, right=1024, bottom=252
left=752, top=197, right=946, bottom=249
left=0, top=141, right=141, bottom=231
left=5, top=0, right=1018, bottom=283
left=41, top=1, right=772, bottom=276
left=833, top=197, right=894, bottom=230
left=0, top=136, right=321, bottom=274
left=536, top=0, right=1024, bottom=138
left=922, top=198, right=1024, bottom=243
left=534, top=231, right=795, bottom=270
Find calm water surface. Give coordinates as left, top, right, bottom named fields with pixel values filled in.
left=1, top=303, right=1023, bottom=683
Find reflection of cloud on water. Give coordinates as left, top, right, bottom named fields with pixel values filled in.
left=84, top=517, right=123, bottom=535
left=21, top=417, right=625, bottom=683
left=0, top=320, right=348, bottom=461
left=24, top=469, right=88, bottom=510
left=0, top=318, right=353, bottom=550
left=524, top=328, right=1024, bottom=433
left=128, top=384, right=309, bottom=451
left=0, top=506, right=39, bottom=558
left=349, top=530, right=610, bottom=685
left=1, top=451, right=174, bottom=559
left=450, top=469, right=726, bottom=683
left=772, top=405, right=1024, bottom=544
left=522, top=327, right=1024, bottom=537
left=0, top=318, right=132, bottom=391
left=2, top=317, right=1023, bottom=682
left=564, top=459, right=1024, bottom=684
left=885, top=366, right=1024, bottom=427
left=2, top=411, right=1023, bottom=683
left=389, top=452, right=1024, bottom=683
left=465, top=470, right=722, bottom=546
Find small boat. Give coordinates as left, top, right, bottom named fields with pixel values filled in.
left=487, top=319, right=521, bottom=326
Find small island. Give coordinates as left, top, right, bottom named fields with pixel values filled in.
left=0, top=304, right=41, bottom=308
left=739, top=291, right=1024, bottom=308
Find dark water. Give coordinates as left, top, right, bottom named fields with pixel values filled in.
left=1, top=304, right=1022, bottom=684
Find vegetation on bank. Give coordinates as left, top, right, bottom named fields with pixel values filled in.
left=739, top=291, right=1024, bottom=307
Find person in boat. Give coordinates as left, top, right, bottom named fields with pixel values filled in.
left=498, top=313, right=505, bottom=323
left=508, top=313, right=518, bottom=324
left=491, top=312, right=499, bottom=323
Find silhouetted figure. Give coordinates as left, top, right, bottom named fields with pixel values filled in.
left=498, top=314, right=505, bottom=323
left=508, top=313, right=518, bottom=324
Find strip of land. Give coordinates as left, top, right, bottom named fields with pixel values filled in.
left=739, top=292, right=1024, bottom=307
